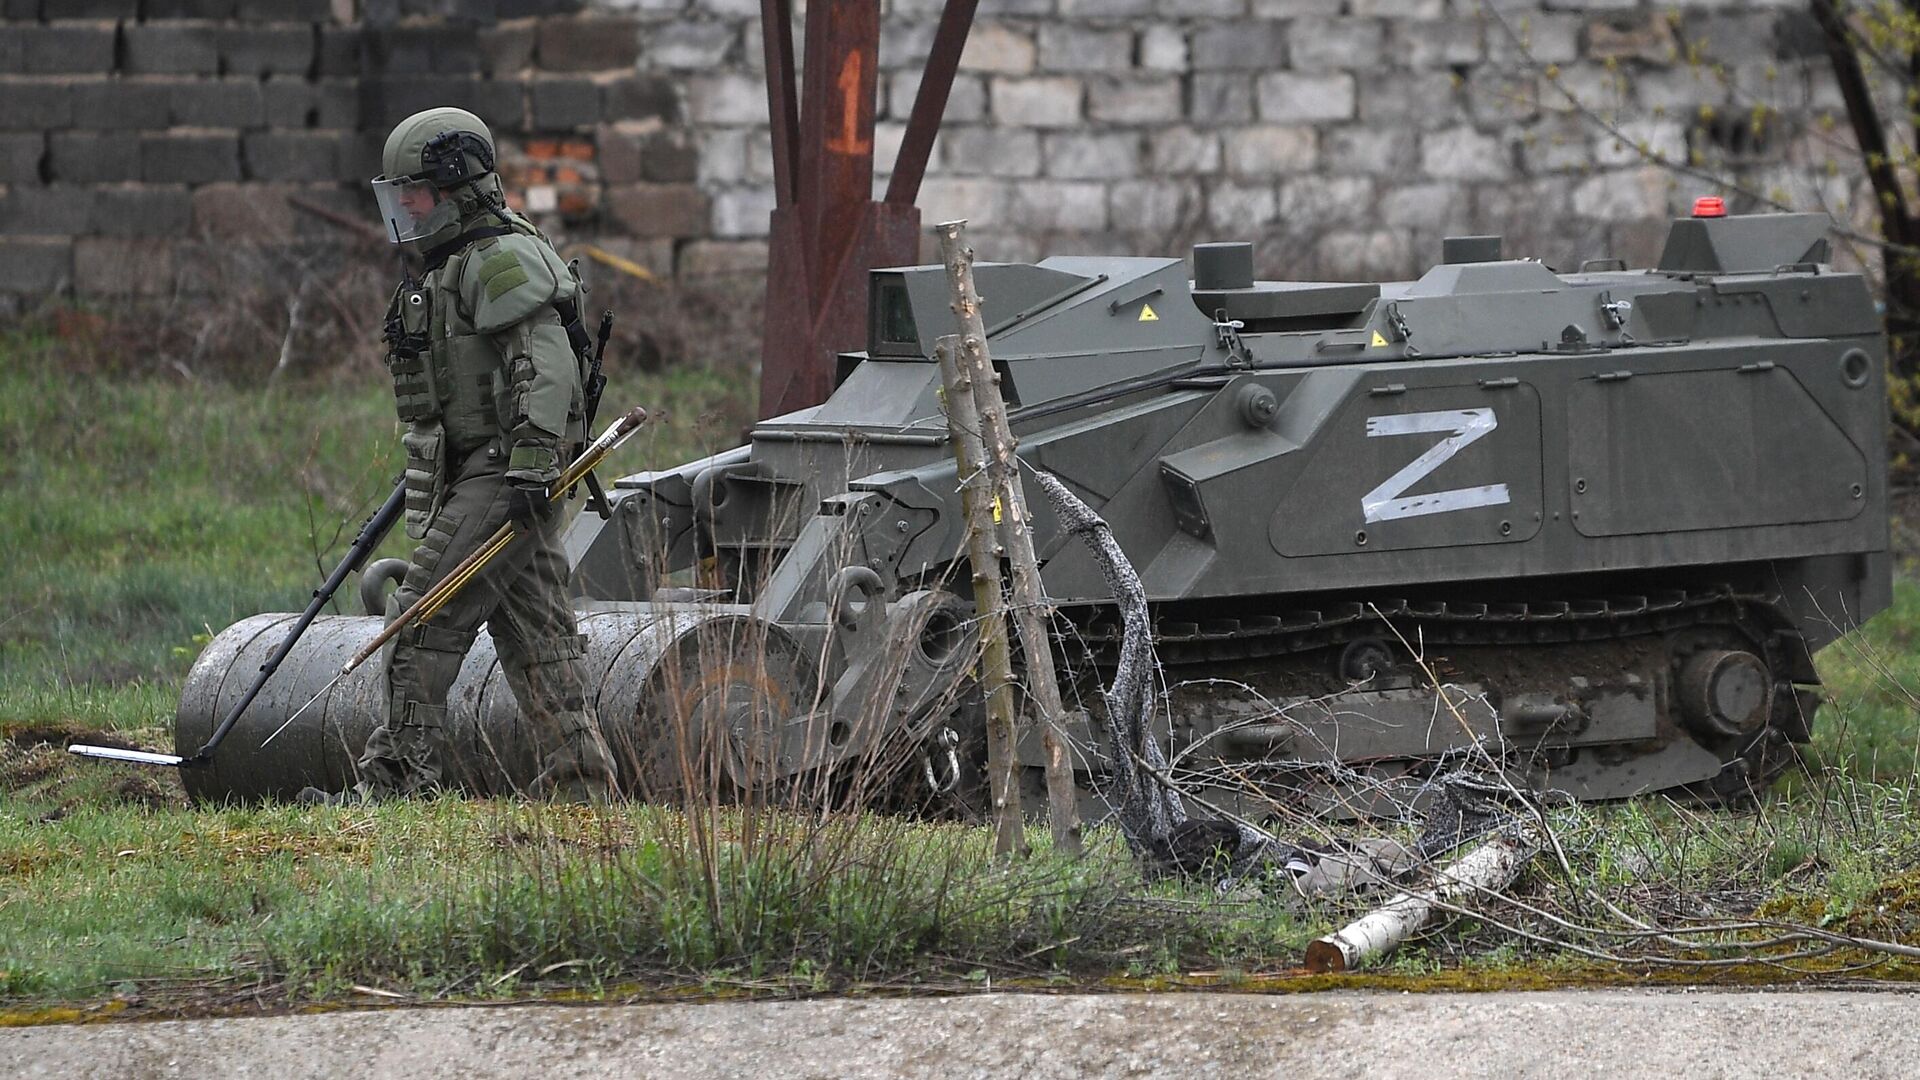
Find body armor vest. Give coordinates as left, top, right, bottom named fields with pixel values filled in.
left=383, top=232, right=513, bottom=537
left=382, top=220, right=589, bottom=538
left=383, top=245, right=511, bottom=451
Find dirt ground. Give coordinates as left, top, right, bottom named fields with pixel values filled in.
left=0, top=723, right=185, bottom=820
left=5, top=990, right=1920, bottom=1079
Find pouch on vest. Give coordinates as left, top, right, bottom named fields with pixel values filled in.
left=400, top=421, right=446, bottom=540
left=384, top=282, right=439, bottom=423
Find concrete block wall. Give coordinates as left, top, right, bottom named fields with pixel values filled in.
left=0, top=0, right=689, bottom=298
left=865, top=0, right=1856, bottom=277
left=0, top=0, right=1870, bottom=303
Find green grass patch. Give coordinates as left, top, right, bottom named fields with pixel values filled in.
left=1803, top=578, right=1920, bottom=782
left=0, top=799, right=1309, bottom=1001
left=0, top=335, right=753, bottom=703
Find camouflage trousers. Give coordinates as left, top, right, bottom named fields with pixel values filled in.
left=357, top=440, right=620, bottom=802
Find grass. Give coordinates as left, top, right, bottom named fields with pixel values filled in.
left=0, top=335, right=753, bottom=720
left=1802, top=580, right=1920, bottom=783
left=3, top=328, right=1920, bottom=1014
left=0, top=793, right=1314, bottom=1002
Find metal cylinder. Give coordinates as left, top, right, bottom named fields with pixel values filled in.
left=1192, top=241, right=1254, bottom=290
left=174, top=607, right=741, bottom=804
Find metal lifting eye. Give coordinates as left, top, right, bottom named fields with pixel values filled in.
left=1601, top=297, right=1633, bottom=329
left=920, top=727, right=961, bottom=794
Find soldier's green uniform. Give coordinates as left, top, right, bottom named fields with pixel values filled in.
left=324, top=108, right=618, bottom=802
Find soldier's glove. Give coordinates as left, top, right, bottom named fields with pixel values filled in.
left=504, top=434, right=561, bottom=526
left=506, top=480, right=557, bottom=526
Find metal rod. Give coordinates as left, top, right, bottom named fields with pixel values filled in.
left=748, top=428, right=946, bottom=446
left=415, top=526, right=514, bottom=623
left=197, top=480, right=407, bottom=762
left=258, top=670, right=342, bottom=749
left=760, top=0, right=800, bottom=208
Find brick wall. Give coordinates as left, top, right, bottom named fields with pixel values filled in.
left=0, top=0, right=1864, bottom=305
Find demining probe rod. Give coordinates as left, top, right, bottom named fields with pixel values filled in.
left=259, top=672, right=341, bottom=748
left=195, top=479, right=408, bottom=760
left=416, top=526, right=516, bottom=623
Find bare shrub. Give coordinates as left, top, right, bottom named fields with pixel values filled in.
left=20, top=237, right=390, bottom=384
left=580, top=262, right=766, bottom=376
left=12, top=230, right=768, bottom=387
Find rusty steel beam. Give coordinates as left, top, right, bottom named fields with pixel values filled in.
left=756, top=0, right=977, bottom=420
left=886, top=0, right=979, bottom=208
left=759, top=0, right=799, bottom=208
left=794, top=0, right=879, bottom=264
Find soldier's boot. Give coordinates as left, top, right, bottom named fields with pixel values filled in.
left=500, top=635, right=622, bottom=803
left=299, top=626, right=469, bottom=805
left=299, top=700, right=450, bottom=805
left=296, top=782, right=388, bottom=808
left=362, top=623, right=475, bottom=794
left=356, top=700, right=450, bottom=797
left=533, top=711, right=621, bottom=803
left=293, top=775, right=411, bottom=807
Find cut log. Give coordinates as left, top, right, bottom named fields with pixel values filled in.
left=1305, top=827, right=1538, bottom=973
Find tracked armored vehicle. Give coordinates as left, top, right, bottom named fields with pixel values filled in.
left=177, top=209, right=1889, bottom=812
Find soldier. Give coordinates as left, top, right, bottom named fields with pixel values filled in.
left=302, top=107, right=619, bottom=804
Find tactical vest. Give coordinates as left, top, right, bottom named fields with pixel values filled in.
left=382, top=220, right=585, bottom=537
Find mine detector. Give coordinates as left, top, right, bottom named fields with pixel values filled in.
left=175, top=209, right=1890, bottom=811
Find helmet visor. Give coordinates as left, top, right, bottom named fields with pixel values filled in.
left=370, top=175, right=442, bottom=244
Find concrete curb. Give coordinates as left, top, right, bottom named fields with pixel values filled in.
left=6, top=989, right=1920, bottom=1079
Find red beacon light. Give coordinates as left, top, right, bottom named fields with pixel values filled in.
left=1692, top=195, right=1727, bottom=218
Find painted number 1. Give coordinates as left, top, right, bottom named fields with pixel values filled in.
left=826, top=53, right=872, bottom=157
left=1362, top=408, right=1510, bottom=523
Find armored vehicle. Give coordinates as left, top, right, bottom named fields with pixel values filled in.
left=177, top=209, right=1889, bottom=812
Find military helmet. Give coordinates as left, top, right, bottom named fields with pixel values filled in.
left=382, top=108, right=496, bottom=187
left=371, top=108, right=498, bottom=244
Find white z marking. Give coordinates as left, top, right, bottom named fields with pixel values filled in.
left=1361, top=407, right=1510, bottom=523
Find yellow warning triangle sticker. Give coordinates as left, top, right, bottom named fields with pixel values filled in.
left=1370, top=330, right=1390, bottom=348
left=1138, top=304, right=1159, bottom=322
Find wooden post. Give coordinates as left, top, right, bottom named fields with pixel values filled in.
left=933, top=332, right=1026, bottom=857
left=934, top=222, right=1082, bottom=859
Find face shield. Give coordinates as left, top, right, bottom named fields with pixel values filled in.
left=370, top=175, right=445, bottom=244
